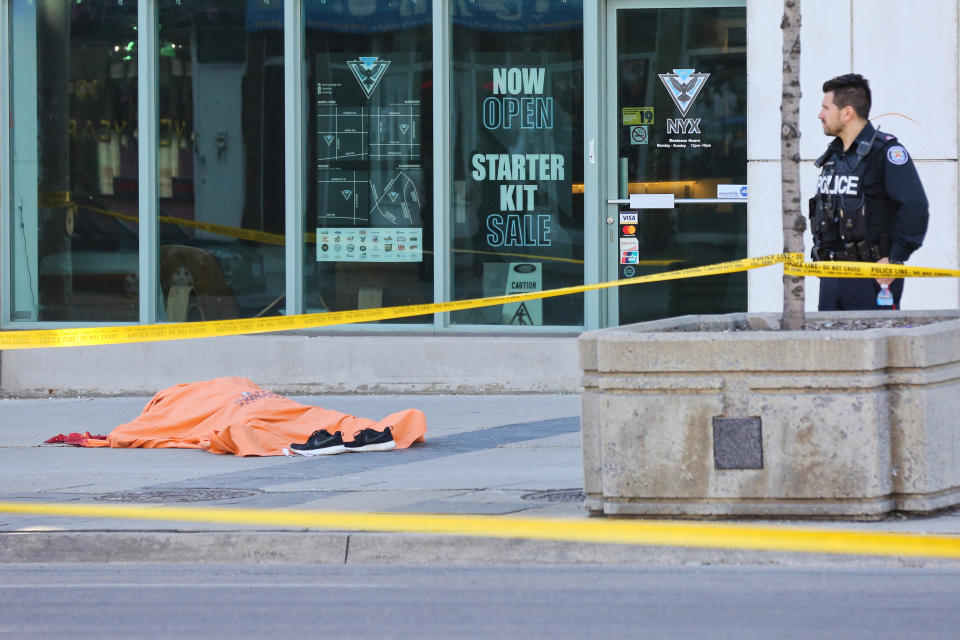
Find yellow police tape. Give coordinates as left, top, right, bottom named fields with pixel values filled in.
left=3, top=253, right=960, bottom=351
left=83, top=202, right=588, bottom=264
left=37, top=191, right=77, bottom=210
left=82, top=202, right=292, bottom=246
left=0, top=254, right=788, bottom=350
left=1, top=501, right=959, bottom=559
left=67, top=199, right=960, bottom=274
left=784, top=259, right=960, bottom=279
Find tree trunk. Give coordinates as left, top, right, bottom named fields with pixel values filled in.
left=781, top=0, right=805, bottom=330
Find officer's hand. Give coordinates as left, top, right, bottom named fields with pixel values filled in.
left=876, top=257, right=894, bottom=286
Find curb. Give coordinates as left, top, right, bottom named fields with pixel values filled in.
left=3, top=531, right=960, bottom=568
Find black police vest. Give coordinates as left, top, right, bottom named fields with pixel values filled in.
left=808, top=132, right=893, bottom=261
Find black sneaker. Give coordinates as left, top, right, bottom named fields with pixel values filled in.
left=289, top=430, right=346, bottom=456
left=344, top=427, right=396, bottom=452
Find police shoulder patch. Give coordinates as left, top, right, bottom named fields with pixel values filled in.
left=887, top=145, right=909, bottom=165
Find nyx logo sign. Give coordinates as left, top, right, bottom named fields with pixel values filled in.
left=666, top=118, right=701, bottom=134
left=818, top=174, right=860, bottom=195
left=659, top=69, right=710, bottom=116
left=347, top=56, right=391, bottom=99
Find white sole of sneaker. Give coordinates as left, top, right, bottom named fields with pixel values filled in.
left=345, top=441, right=397, bottom=453
left=289, top=444, right=347, bottom=456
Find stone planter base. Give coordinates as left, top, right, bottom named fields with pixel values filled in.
left=580, top=311, right=960, bottom=520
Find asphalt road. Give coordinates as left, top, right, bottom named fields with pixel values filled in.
left=1, top=564, right=958, bottom=639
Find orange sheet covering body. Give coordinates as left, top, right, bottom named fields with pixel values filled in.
left=87, top=377, right=426, bottom=456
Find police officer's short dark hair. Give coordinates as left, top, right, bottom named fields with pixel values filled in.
left=822, top=74, right=871, bottom=119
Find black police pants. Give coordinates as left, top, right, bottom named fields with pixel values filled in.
left=818, top=277, right=904, bottom=311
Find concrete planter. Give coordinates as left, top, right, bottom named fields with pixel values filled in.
left=580, top=311, right=960, bottom=519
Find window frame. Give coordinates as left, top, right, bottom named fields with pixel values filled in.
left=1, top=0, right=593, bottom=333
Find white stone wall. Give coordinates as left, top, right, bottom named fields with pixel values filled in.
left=747, top=0, right=960, bottom=312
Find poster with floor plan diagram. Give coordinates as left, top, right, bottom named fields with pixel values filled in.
left=315, top=52, right=424, bottom=262
left=316, top=103, right=420, bottom=163
left=316, top=165, right=422, bottom=228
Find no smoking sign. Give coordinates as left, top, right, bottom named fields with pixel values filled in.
left=630, top=125, right=648, bottom=145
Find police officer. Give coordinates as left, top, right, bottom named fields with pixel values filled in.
left=810, top=73, right=929, bottom=310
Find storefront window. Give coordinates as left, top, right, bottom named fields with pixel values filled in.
left=10, top=0, right=139, bottom=321
left=615, top=7, right=747, bottom=324
left=303, top=0, right=433, bottom=322
left=450, top=0, right=584, bottom=326
left=155, top=0, right=285, bottom=322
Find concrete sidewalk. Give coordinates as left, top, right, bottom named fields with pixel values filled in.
left=1, top=393, right=960, bottom=566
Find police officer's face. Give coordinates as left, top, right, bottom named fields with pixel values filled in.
left=819, top=92, right=844, bottom=136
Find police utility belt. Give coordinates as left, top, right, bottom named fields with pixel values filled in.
left=809, top=129, right=891, bottom=262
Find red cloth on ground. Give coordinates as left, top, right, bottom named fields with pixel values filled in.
left=44, top=432, right=108, bottom=446
left=81, top=377, right=426, bottom=456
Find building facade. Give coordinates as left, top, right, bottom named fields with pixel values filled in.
left=0, top=1, right=957, bottom=392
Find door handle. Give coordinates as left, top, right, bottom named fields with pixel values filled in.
left=606, top=196, right=748, bottom=207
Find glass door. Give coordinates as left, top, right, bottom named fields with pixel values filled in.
left=605, top=1, right=747, bottom=325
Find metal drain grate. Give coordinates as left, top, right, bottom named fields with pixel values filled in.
left=96, top=488, right=259, bottom=503
left=520, top=488, right=585, bottom=503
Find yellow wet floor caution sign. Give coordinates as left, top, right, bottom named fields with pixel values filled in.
left=2, top=253, right=959, bottom=351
